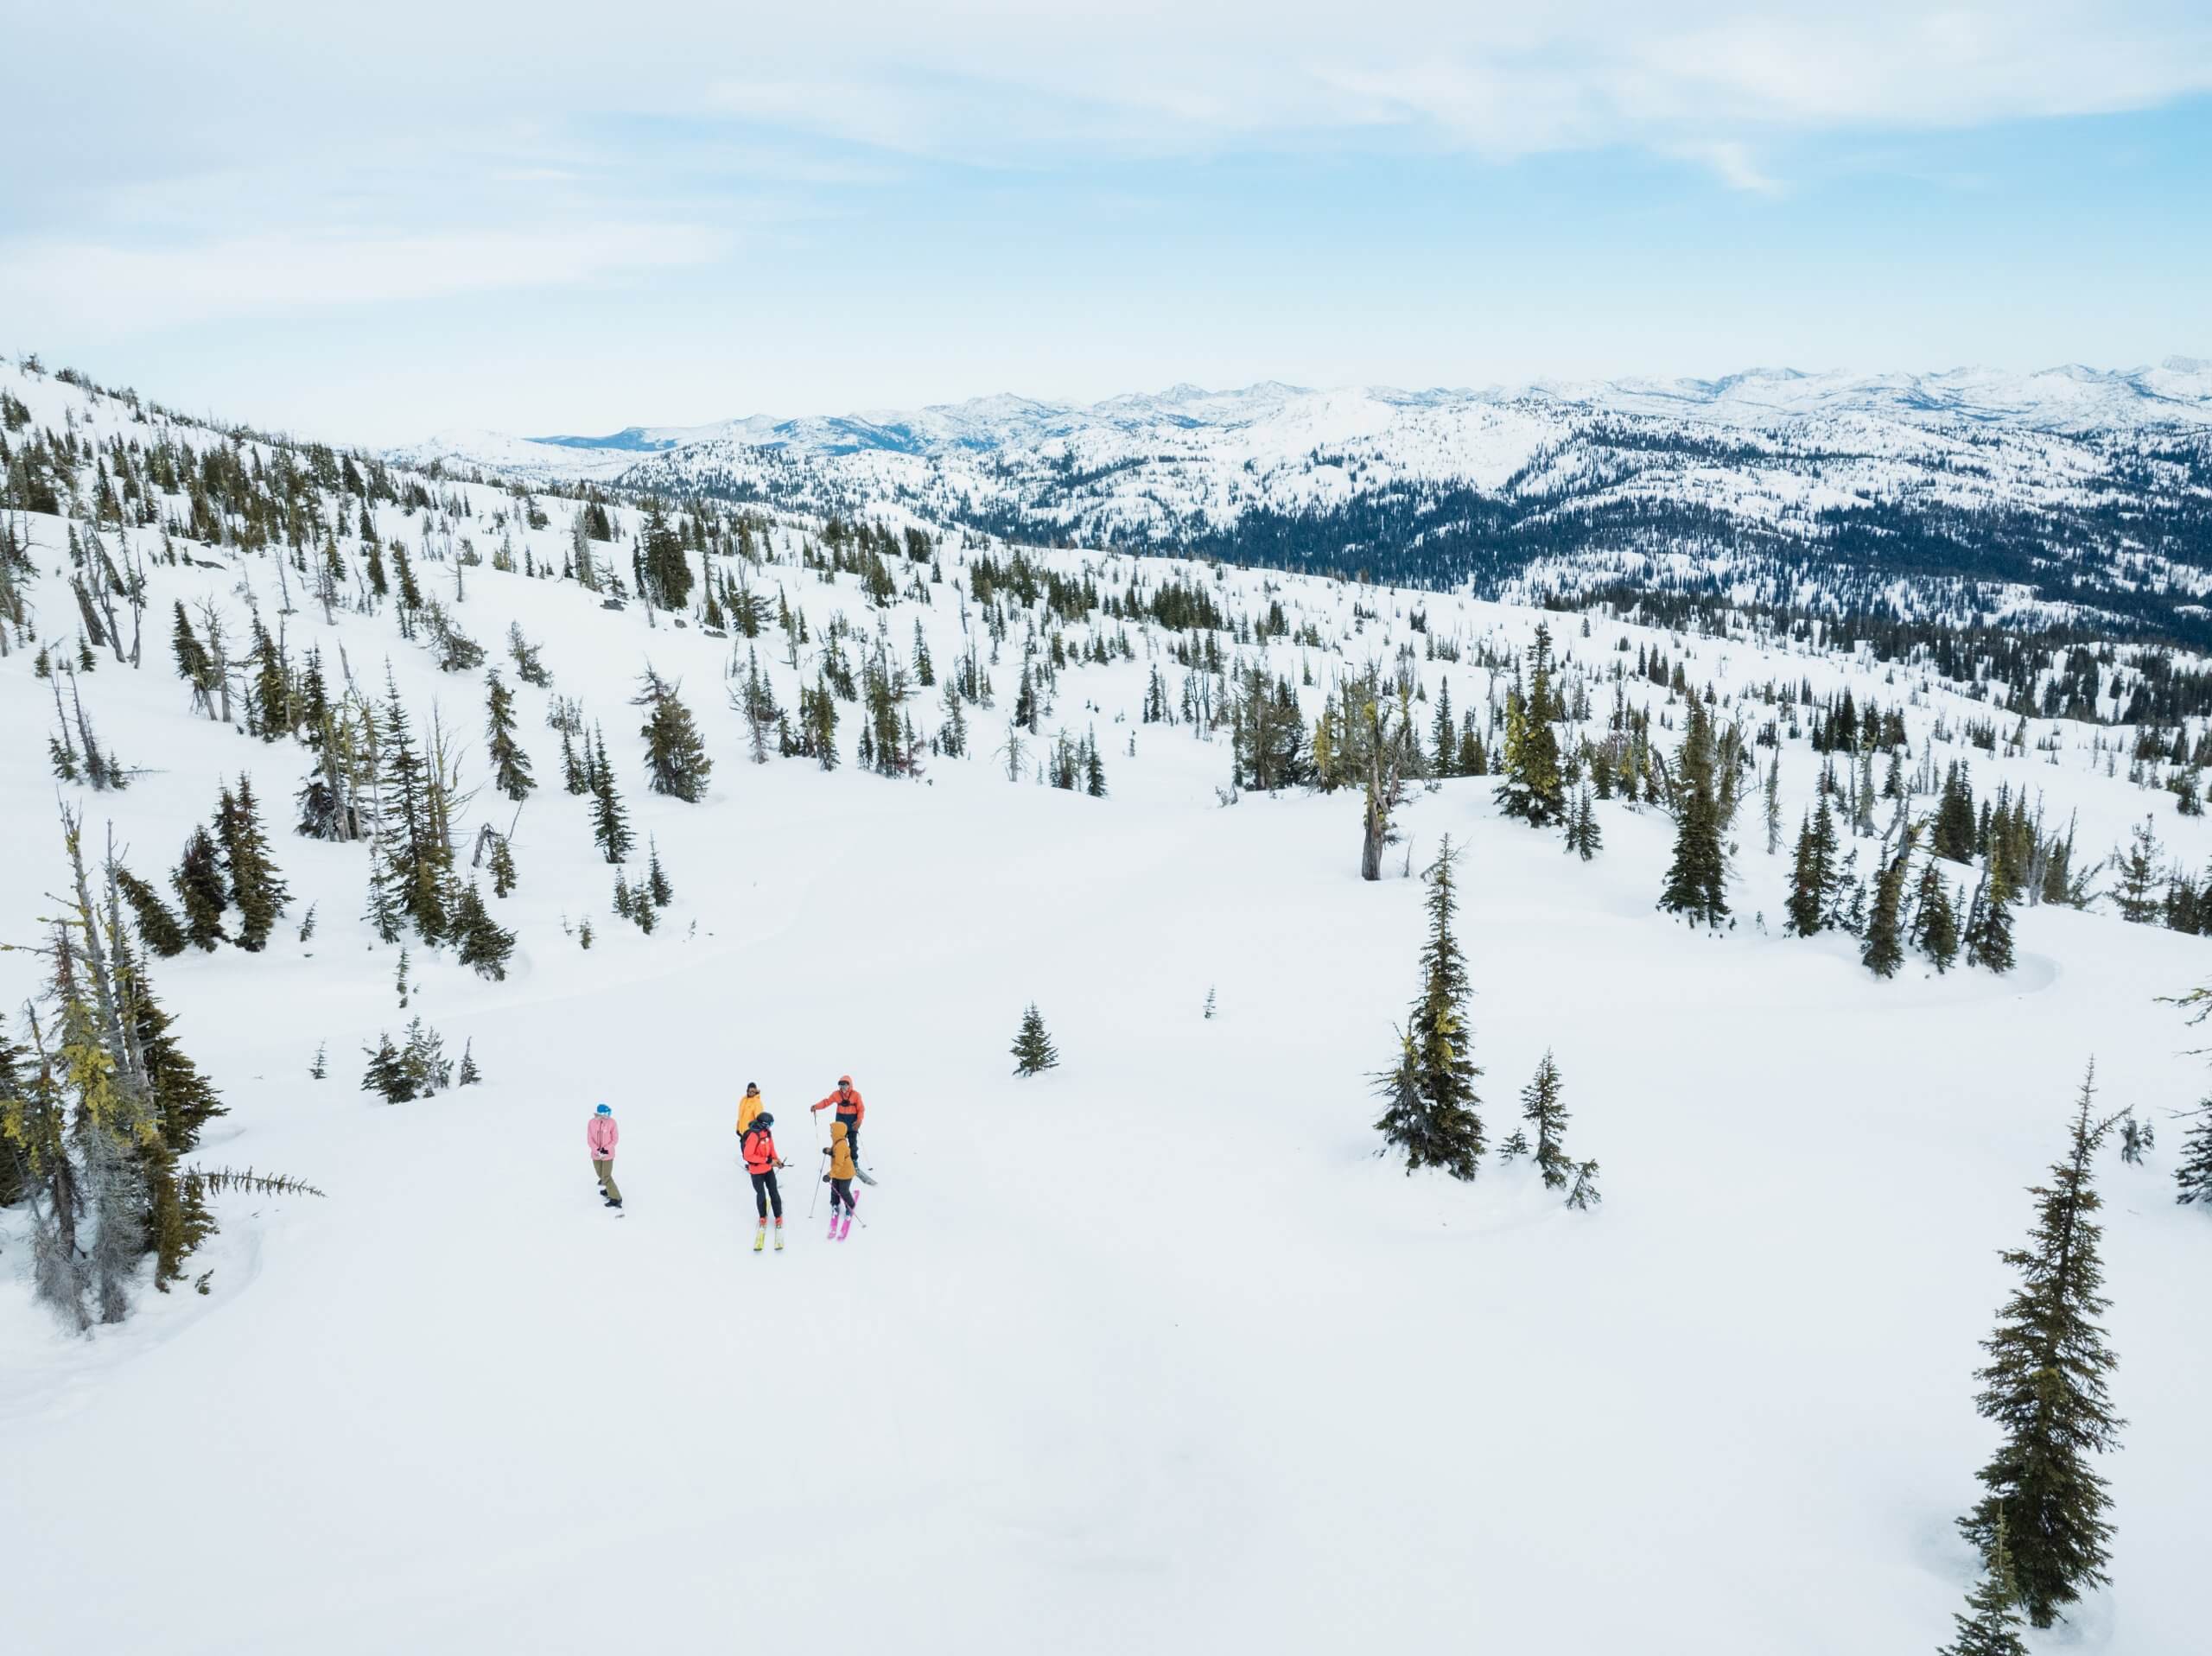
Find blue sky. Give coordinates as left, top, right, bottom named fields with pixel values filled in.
left=4, top=1, right=2209, bottom=442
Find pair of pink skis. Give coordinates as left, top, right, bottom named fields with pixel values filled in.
left=826, top=1214, right=853, bottom=1240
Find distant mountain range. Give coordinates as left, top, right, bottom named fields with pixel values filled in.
left=392, top=360, right=2212, bottom=640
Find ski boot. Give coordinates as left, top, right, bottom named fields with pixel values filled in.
left=753, top=1220, right=766, bottom=1253
left=836, top=1214, right=852, bottom=1241
left=773, top=1217, right=785, bottom=1252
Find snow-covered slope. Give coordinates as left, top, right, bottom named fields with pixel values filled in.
left=4, top=355, right=2210, bottom=1653
left=395, top=360, right=2212, bottom=643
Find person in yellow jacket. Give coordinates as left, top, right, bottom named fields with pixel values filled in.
left=736, top=1082, right=765, bottom=1136
left=821, top=1120, right=859, bottom=1241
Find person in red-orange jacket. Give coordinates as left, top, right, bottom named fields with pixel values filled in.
left=810, top=1075, right=874, bottom=1184
left=741, top=1112, right=789, bottom=1252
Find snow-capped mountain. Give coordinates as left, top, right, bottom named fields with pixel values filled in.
left=395, top=359, right=2212, bottom=644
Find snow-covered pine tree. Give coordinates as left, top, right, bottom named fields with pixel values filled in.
left=645, top=838, right=673, bottom=907
left=506, top=621, right=551, bottom=688
left=1012, top=1004, right=1059, bottom=1076
left=2116, top=1111, right=2154, bottom=1165
left=172, top=824, right=228, bottom=950
left=2173, top=1099, right=2212, bottom=1207
left=450, top=883, right=516, bottom=981
left=588, top=724, right=634, bottom=863
left=1785, top=797, right=1839, bottom=937
left=1959, top=1063, right=2125, bottom=1628
left=374, top=677, right=450, bottom=943
left=634, top=666, right=712, bottom=800
left=1374, top=835, right=1484, bottom=1178
left=215, top=774, right=289, bottom=952
left=1521, top=1050, right=1570, bottom=1189
left=2113, top=816, right=2164, bottom=923
left=113, top=863, right=187, bottom=958
left=361, top=1034, right=414, bottom=1103
left=1495, top=625, right=1566, bottom=828
left=1657, top=698, right=1727, bottom=927
left=486, top=670, right=535, bottom=802
left=1964, top=847, right=2017, bottom=974
left=1912, top=859, right=1961, bottom=973
left=1938, top=1511, right=2030, bottom=1656
left=1565, top=785, right=1601, bottom=860
left=1565, top=1159, right=1601, bottom=1211
left=1497, top=1129, right=1529, bottom=1162
left=733, top=645, right=783, bottom=764
left=487, top=831, right=518, bottom=898
left=457, top=1040, right=482, bottom=1088
left=1861, top=827, right=1916, bottom=979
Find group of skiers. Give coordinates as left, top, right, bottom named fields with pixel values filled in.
left=585, top=1075, right=873, bottom=1251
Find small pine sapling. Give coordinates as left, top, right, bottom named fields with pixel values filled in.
left=1012, top=1004, right=1060, bottom=1076
left=1565, top=1159, right=1601, bottom=1211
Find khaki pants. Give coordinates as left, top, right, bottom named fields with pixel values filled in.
left=594, top=1159, right=622, bottom=1202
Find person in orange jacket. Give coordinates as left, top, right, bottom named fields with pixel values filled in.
left=810, top=1075, right=873, bottom=1183
left=741, top=1111, right=789, bottom=1252
left=821, top=1120, right=858, bottom=1241
left=736, top=1082, right=765, bottom=1136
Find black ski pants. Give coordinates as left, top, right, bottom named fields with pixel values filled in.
left=751, top=1171, right=783, bottom=1219
left=830, top=1177, right=855, bottom=1215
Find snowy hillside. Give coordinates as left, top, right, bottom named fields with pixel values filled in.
left=394, top=359, right=2212, bottom=646
left=4, top=352, right=2211, bottom=1653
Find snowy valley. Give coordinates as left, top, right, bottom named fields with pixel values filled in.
left=3, top=350, right=2210, bottom=1654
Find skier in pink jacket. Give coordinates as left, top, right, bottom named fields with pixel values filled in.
left=588, top=1103, right=622, bottom=1209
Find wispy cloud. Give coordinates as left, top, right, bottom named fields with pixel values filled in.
left=0, top=224, right=731, bottom=327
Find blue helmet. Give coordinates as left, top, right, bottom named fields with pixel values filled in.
left=594, top=1103, right=612, bottom=1115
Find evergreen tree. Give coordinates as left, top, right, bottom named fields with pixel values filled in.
left=1959, top=1064, right=2125, bottom=1629
left=450, top=883, right=516, bottom=981
left=1912, top=860, right=1961, bottom=973
left=361, top=1034, right=415, bottom=1103
left=487, top=833, right=518, bottom=898
left=2113, top=816, right=2164, bottom=923
left=374, top=680, right=450, bottom=943
left=2117, top=1112, right=2154, bottom=1166
left=588, top=725, right=634, bottom=863
left=114, top=864, right=188, bottom=958
left=1431, top=678, right=1456, bottom=775
left=457, top=1040, right=483, bottom=1088
left=215, top=775, right=289, bottom=951
left=1657, top=699, right=1728, bottom=927
left=1862, top=828, right=1916, bottom=980
left=1374, top=836, right=1484, bottom=1177
left=2174, top=1100, right=2212, bottom=1208
left=172, top=825, right=228, bottom=950
left=1497, top=1129, right=1529, bottom=1163
left=1495, top=627, right=1567, bottom=828
left=1785, top=798, right=1840, bottom=937
left=1012, top=1004, right=1059, bottom=1076
left=506, top=622, right=551, bottom=688
left=734, top=646, right=782, bottom=764
left=1520, top=1050, right=1570, bottom=1189
left=1565, top=1159, right=1601, bottom=1211
left=645, top=838, right=674, bottom=907
left=1565, top=786, right=1601, bottom=861
left=634, top=666, right=713, bottom=800
left=1938, top=1513, right=2030, bottom=1656
left=486, top=670, right=535, bottom=802
left=1964, top=850, right=2017, bottom=974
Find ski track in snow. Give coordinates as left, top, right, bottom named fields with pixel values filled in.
left=0, top=359, right=2207, bottom=1653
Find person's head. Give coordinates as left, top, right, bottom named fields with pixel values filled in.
left=594, top=1103, right=612, bottom=1116
left=837, top=1074, right=854, bottom=1092
left=831, top=1120, right=848, bottom=1144
left=745, top=1082, right=760, bottom=1097
left=754, top=1112, right=774, bottom=1131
